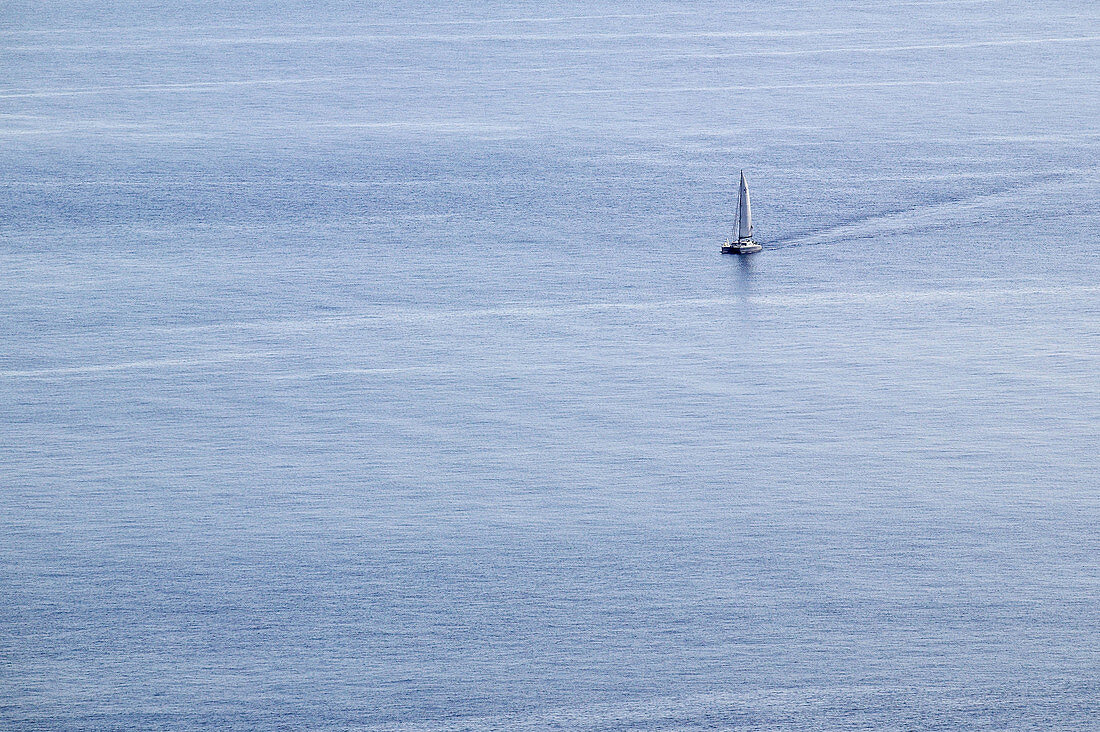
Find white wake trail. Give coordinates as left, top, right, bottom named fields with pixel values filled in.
left=771, top=173, right=1099, bottom=250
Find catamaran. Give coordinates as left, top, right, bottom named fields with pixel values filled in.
left=722, top=170, right=762, bottom=255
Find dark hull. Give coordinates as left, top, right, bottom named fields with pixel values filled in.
left=721, top=240, right=762, bottom=255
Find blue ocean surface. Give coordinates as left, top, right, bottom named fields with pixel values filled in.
left=2, top=0, right=1099, bottom=728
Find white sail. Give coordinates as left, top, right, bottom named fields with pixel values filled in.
left=737, top=170, right=753, bottom=240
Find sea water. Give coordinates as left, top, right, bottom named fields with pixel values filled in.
left=2, top=0, right=1099, bottom=728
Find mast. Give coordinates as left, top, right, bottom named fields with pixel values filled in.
left=738, top=170, right=753, bottom=240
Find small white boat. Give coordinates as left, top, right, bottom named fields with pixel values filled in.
left=722, top=170, right=762, bottom=254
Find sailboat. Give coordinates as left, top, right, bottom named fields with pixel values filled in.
left=722, top=170, right=762, bottom=255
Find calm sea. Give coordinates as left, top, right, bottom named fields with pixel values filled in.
left=2, top=0, right=1099, bottom=728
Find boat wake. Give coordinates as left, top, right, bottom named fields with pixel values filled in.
left=769, top=172, right=1096, bottom=250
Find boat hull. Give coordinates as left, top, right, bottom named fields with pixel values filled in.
left=722, top=240, right=762, bottom=255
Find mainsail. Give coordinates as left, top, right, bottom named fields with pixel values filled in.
left=737, top=170, right=753, bottom=240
